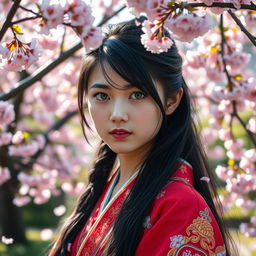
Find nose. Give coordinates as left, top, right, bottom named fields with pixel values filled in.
left=110, top=100, right=128, bottom=123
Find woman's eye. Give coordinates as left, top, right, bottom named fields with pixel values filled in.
left=94, top=92, right=109, bottom=101
left=130, top=91, right=146, bottom=100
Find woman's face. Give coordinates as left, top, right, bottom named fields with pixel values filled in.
left=86, top=63, right=164, bottom=158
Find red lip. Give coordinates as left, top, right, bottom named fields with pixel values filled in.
left=109, top=129, right=132, bottom=139
left=110, top=129, right=132, bottom=134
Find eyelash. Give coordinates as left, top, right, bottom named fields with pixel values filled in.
left=93, top=91, right=147, bottom=101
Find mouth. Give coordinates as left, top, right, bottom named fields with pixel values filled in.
left=109, top=129, right=132, bottom=139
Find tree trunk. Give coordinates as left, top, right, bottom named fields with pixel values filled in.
left=0, top=179, right=27, bottom=244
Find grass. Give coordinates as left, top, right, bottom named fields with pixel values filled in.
left=0, top=228, right=255, bottom=256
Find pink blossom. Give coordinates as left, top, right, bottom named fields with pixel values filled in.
left=207, top=146, right=225, bottom=159
left=218, top=129, right=232, bottom=141
left=34, top=111, right=54, bottom=126
left=224, top=51, right=250, bottom=70
left=68, top=3, right=94, bottom=27
left=53, top=205, right=66, bottom=216
left=1, top=236, right=14, bottom=245
left=209, top=117, right=222, bottom=129
left=140, top=20, right=173, bottom=53
left=19, top=184, right=30, bottom=196
left=226, top=174, right=254, bottom=194
left=60, top=62, right=79, bottom=84
left=244, top=80, right=256, bottom=102
left=208, top=0, right=227, bottom=14
left=0, top=44, right=10, bottom=58
left=34, top=189, right=51, bottom=204
left=36, top=134, right=46, bottom=149
left=224, top=139, right=243, bottom=151
left=186, top=51, right=205, bottom=69
left=205, top=65, right=225, bottom=82
left=9, top=141, right=39, bottom=157
left=0, top=38, right=41, bottom=71
left=39, top=89, right=59, bottom=112
left=202, top=0, right=214, bottom=5
left=0, top=167, right=11, bottom=186
left=245, top=11, right=256, bottom=28
left=165, top=13, right=212, bottom=43
left=246, top=117, right=256, bottom=133
left=215, top=165, right=229, bottom=180
left=230, top=0, right=251, bottom=9
left=37, top=35, right=59, bottom=50
left=125, top=0, right=147, bottom=17
left=200, top=176, right=210, bottom=183
left=146, top=0, right=169, bottom=22
left=251, top=216, right=256, bottom=227
left=240, top=222, right=256, bottom=237
left=239, top=149, right=256, bottom=174
left=0, top=101, right=15, bottom=126
left=13, top=196, right=31, bottom=207
left=40, top=229, right=53, bottom=241
left=12, top=131, right=24, bottom=144
left=81, top=27, right=104, bottom=52
left=0, top=132, right=12, bottom=146
left=41, top=4, right=64, bottom=29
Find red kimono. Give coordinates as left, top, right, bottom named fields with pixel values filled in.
left=52, top=160, right=226, bottom=256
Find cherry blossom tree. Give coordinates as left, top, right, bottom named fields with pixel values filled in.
left=0, top=0, right=256, bottom=244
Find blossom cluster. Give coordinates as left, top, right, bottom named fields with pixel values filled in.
left=125, top=0, right=255, bottom=53
left=0, top=0, right=104, bottom=71
left=0, top=37, right=41, bottom=72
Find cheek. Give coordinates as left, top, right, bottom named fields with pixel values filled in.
left=88, top=104, right=106, bottom=126
left=134, top=104, right=162, bottom=127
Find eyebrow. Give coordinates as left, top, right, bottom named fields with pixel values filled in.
left=90, top=83, right=135, bottom=90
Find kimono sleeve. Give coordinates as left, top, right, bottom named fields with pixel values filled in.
left=134, top=182, right=226, bottom=256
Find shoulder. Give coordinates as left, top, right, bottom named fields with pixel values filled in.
left=154, top=178, right=204, bottom=214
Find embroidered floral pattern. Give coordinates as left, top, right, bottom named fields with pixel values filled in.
left=168, top=208, right=225, bottom=256
left=156, top=190, right=166, bottom=199
left=170, top=235, right=185, bottom=248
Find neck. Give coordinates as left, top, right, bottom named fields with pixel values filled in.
left=116, top=149, right=149, bottom=186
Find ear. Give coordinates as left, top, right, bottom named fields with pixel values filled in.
left=165, top=88, right=184, bottom=115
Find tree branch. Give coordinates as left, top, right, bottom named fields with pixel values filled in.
left=0, top=42, right=82, bottom=101
left=12, top=16, right=41, bottom=25
left=228, top=10, right=256, bottom=47
left=0, top=5, right=126, bottom=102
left=0, top=0, right=22, bottom=41
left=219, top=14, right=233, bottom=88
left=187, top=2, right=256, bottom=10
left=219, top=15, right=256, bottom=148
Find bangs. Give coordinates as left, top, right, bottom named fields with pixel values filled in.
left=98, top=38, right=159, bottom=97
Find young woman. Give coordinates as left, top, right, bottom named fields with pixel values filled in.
left=49, top=18, right=236, bottom=256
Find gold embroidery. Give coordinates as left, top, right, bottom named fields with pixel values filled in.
left=167, top=208, right=225, bottom=256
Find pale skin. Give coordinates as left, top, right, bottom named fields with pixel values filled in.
left=87, top=63, right=183, bottom=198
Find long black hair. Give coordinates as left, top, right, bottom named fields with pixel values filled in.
left=51, top=18, right=236, bottom=255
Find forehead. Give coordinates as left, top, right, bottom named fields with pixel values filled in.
left=88, top=63, right=134, bottom=90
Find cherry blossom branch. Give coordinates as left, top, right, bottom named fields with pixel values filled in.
left=227, top=10, right=256, bottom=47
left=0, top=42, right=82, bottom=101
left=19, top=5, right=39, bottom=16
left=219, top=15, right=256, bottom=148
left=219, top=14, right=233, bottom=88
left=17, top=110, right=78, bottom=171
left=232, top=103, right=256, bottom=148
left=0, top=0, right=22, bottom=41
left=0, top=5, right=126, bottom=102
left=187, top=2, right=256, bottom=10
left=12, top=16, right=41, bottom=25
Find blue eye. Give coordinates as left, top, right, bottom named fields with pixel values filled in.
left=130, top=91, right=146, bottom=100
left=94, top=92, right=109, bottom=101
